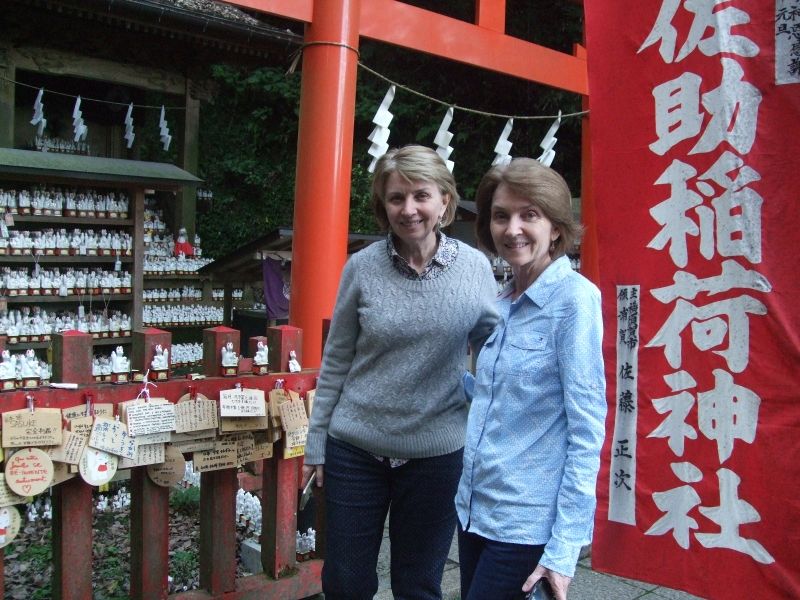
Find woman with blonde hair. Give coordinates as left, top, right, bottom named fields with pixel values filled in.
left=304, top=145, right=499, bottom=599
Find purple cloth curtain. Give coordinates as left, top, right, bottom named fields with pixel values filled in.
left=262, top=258, right=289, bottom=320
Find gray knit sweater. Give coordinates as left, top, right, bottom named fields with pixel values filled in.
left=304, top=240, right=499, bottom=463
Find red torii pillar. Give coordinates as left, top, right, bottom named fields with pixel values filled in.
left=231, top=0, right=593, bottom=368
left=290, top=0, right=360, bottom=368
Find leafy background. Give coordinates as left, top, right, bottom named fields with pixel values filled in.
left=186, top=1, right=584, bottom=257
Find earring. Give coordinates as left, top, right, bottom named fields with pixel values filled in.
left=549, top=240, right=555, bottom=253
left=438, top=216, right=444, bottom=229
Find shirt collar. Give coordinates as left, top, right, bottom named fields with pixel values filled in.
left=503, top=255, right=572, bottom=307
left=385, top=230, right=452, bottom=267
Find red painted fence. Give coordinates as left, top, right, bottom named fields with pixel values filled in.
left=0, top=326, right=324, bottom=600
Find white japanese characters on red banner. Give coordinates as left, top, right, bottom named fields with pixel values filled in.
left=586, top=1, right=800, bottom=598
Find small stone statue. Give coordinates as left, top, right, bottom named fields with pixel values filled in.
left=288, top=350, right=301, bottom=373
left=174, top=227, right=194, bottom=257
left=0, top=350, right=16, bottom=380
left=151, top=344, right=169, bottom=371
left=110, top=346, right=130, bottom=374
left=221, top=341, right=239, bottom=367
left=254, top=341, right=269, bottom=366
left=20, top=349, right=40, bottom=379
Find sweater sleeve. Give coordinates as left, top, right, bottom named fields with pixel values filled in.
left=304, top=253, right=362, bottom=464
left=468, top=251, right=500, bottom=355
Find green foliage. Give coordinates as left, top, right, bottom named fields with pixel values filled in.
left=353, top=32, right=584, bottom=200
left=171, top=549, right=199, bottom=584
left=17, top=529, right=52, bottom=567
left=196, top=64, right=385, bottom=256
left=170, top=485, right=201, bottom=515
left=6, top=528, right=53, bottom=599
left=18, top=537, right=52, bottom=562
left=94, top=532, right=129, bottom=599
left=94, top=555, right=127, bottom=599
left=348, top=163, right=380, bottom=234
left=194, top=8, right=584, bottom=256
left=195, top=65, right=301, bottom=257
left=32, top=586, right=53, bottom=600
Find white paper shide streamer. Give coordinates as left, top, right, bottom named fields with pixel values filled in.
left=159, top=106, right=172, bottom=151
left=72, top=96, right=88, bottom=142
left=123, top=103, right=135, bottom=149
left=492, top=118, right=514, bottom=166
left=536, top=110, right=562, bottom=167
left=434, top=107, right=455, bottom=173
left=367, top=85, right=396, bottom=173
left=30, top=88, right=47, bottom=137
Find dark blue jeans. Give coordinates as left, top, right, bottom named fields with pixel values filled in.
left=458, top=526, right=545, bottom=600
left=322, top=436, right=463, bottom=600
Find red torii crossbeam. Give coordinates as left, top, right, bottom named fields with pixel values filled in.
left=226, top=0, right=593, bottom=366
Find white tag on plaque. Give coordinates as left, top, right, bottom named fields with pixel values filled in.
left=219, top=388, right=266, bottom=417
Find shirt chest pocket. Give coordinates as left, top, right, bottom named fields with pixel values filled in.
left=501, top=329, right=554, bottom=375
left=483, top=329, right=500, bottom=348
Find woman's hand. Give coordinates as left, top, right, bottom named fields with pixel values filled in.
left=522, top=565, right=571, bottom=600
left=301, top=464, right=324, bottom=489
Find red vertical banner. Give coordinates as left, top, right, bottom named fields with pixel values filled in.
left=585, top=2, right=800, bottom=599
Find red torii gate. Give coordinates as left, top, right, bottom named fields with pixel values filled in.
left=229, top=0, right=595, bottom=367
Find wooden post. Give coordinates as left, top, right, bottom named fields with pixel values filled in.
left=130, top=468, right=170, bottom=600
left=132, top=327, right=172, bottom=380
left=223, top=281, right=233, bottom=327
left=266, top=325, right=303, bottom=373
left=132, top=187, right=145, bottom=329
left=177, top=77, right=200, bottom=239
left=0, top=44, right=14, bottom=148
left=202, top=325, right=240, bottom=377
left=199, top=469, right=238, bottom=594
left=475, top=0, right=506, bottom=32
left=52, top=477, right=93, bottom=600
left=261, top=454, right=301, bottom=578
left=52, top=330, right=94, bottom=384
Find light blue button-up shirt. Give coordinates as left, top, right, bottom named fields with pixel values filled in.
left=455, top=255, right=607, bottom=577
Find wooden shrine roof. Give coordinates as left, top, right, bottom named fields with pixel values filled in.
left=198, top=227, right=383, bottom=282
left=9, top=0, right=302, bottom=58
left=0, top=148, right=202, bottom=189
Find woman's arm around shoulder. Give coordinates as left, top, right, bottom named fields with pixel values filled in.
left=462, top=244, right=499, bottom=353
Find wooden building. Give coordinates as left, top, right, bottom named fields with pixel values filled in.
left=0, top=0, right=300, bottom=237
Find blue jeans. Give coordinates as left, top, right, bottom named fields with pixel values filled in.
left=458, top=526, right=545, bottom=600
left=322, top=436, right=463, bottom=600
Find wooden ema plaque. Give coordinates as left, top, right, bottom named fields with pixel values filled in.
left=0, top=505, right=21, bottom=549
left=79, top=448, right=118, bottom=486
left=147, top=445, right=186, bottom=488
left=5, top=448, right=54, bottom=496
